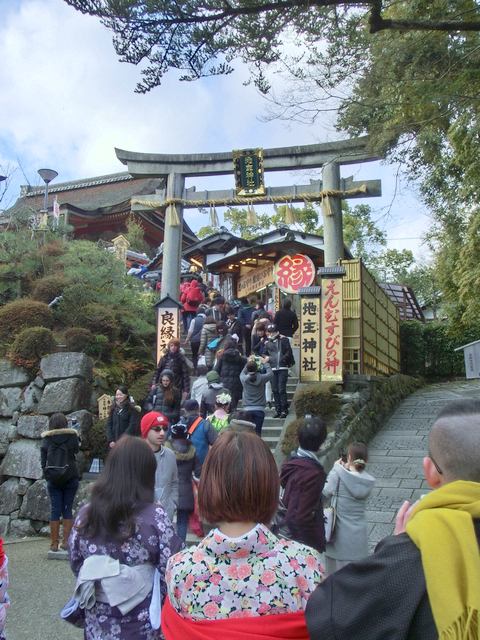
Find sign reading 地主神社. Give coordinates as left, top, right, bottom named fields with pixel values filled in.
left=274, top=254, right=315, bottom=294
left=320, top=277, right=343, bottom=382
left=233, top=148, right=266, bottom=196
left=299, top=294, right=321, bottom=382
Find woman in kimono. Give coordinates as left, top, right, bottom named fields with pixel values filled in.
left=68, top=436, right=182, bottom=639
left=163, top=430, right=324, bottom=639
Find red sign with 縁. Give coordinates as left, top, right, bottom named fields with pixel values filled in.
left=274, top=254, right=315, bottom=294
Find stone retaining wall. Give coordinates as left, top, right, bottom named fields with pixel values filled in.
left=0, top=353, right=94, bottom=537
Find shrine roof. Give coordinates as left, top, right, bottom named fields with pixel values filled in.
left=379, top=282, right=425, bottom=321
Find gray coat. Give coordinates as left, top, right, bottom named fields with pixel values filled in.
left=153, top=446, right=178, bottom=522
left=240, top=363, right=273, bottom=410
left=323, top=462, right=375, bottom=561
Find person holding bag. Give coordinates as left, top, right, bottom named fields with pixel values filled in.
left=323, top=442, right=375, bottom=575
left=41, top=412, right=80, bottom=552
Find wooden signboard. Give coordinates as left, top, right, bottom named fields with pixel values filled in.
left=98, top=393, right=113, bottom=419
left=299, top=294, right=321, bottom=382
left=237, top=263, right=274, bottom=298
left=233, top=148, right=266, bottom=196
left=155, top=296, right=181, bottom=363
left=320, top=277, right=343, bottom=382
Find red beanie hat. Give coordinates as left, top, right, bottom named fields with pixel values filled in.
left=140, top=412, right=169, bottom=439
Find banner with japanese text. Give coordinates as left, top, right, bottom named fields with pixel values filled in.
left=156, top=307, right=180, bottom=363
left=299, top=296, right=321, bottom=382
left=321, top=278, right=343, bottom=382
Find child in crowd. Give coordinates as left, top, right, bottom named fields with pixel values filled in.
left=207, top=393, right=232, bottom=432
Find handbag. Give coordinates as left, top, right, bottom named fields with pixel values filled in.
left=197, top=355, right=206, bottom=367
left=324, top=477, right=340, bottom=543
left=271, top=489, right=293, bottom=540
left=188, top=480, right=204, bottom=538
left=207, top=336, right=221, bottom=350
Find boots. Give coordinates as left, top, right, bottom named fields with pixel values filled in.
left=60, top=519, right=73, bottom=551
left=50, top=520, right=60, bottom=552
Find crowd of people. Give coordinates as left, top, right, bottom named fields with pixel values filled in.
left=48, top=398, right=480, bottom=640
left=33, top=278, right=480, bottom=640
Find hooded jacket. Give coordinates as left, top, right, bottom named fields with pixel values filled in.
left=154, top=351, right=191, bottom=395
left=181, top=281, right=204, bottom=313
left=106, top=401, right=140, bottom=443
left=264, top=335, right=294, bottom=369
left=279, top=453, right=327, bottom=553
left=41, top=428, right=80, bottom=484
left=240, top=363, right=273, bottom=410
left=145, top=382, right=182, bottom=425
left=200, top=382, right=230, bottom=418
left=322, top=462, right=375, bottom=561
left=165, top=439, right=201, bottom=511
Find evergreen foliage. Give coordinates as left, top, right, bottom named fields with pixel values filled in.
left=0, top=299, right=54, bottom=346
left=9, top=327, right=56, bottom=370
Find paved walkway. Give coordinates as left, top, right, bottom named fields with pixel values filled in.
left=4, top=379, right=480, bottom=638
left=366, top=379, right=480, bottom=548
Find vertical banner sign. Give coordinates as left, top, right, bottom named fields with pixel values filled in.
left=321, top=278, right=343, bottom=382
left=233, top=148, right=266, bottom=196
left=155, top=296, right=181, bottom=364
left=300, top=296, right=321, bottom=382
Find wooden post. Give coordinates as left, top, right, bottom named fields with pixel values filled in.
left=112, top=234, right=130, bottom=266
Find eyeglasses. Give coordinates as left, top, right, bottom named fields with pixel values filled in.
left=151, top=426, right=168, bottom=433
left=429, top=451, right=443, bottom=475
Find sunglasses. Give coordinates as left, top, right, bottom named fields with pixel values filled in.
left=151, top=426, right=168, bottom=433
left=429, top=451, right=443, bottom=475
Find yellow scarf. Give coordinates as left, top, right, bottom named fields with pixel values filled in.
left=406, top=480, right=480, bottom=639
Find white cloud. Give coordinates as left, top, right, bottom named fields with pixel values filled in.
left=0, top=0, right=430, bottom=259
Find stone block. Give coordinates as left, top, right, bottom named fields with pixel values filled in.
left=0, top=439, right=42, bottom=480
left=17, top=478, right=32, bottom=496
left=9, top=518, right=35, bottom=538
left=37, top=378, right=90, bottom=415
left=0, top=478, right=21, bottom=514
left=0, top=360, right=29, bottom=388
left=33, top=376, right=45, bottom=389
left=0, top=387, right=23, bottom=417
left=0, top=421, right=12, bottom=458
left=0, top=516, right=8, bottom=537
left=73, top=480, right=92, bottom=513
left=19, top=479, right=50, bottom=522
left=40, top=352, right=93, bottom=382
left=66, top=410, right=93, bottom=444
left=16, top=415, right=49, bottom=440
left=20, top=381, right=43, bottom=413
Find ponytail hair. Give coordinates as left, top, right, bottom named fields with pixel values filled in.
left=348, top=442, right=368, bottom=471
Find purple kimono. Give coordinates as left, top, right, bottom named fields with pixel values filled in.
left=69, top=503, right=182, bottom=639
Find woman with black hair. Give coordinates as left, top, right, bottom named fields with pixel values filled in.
left=41, top=412, right=80, bottom=552
left=106, top=385, right=140, bottom=448
left=145, top=369, right=182, bottom=425
left=67, top=436, right=182, bottom=639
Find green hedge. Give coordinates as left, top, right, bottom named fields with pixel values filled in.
left=400, top=320, right=476, bottom=378
left=0, top=299, right=54, bottom=343
left=9, top=326, right=56, bottom=371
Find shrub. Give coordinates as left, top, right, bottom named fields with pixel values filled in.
left=81, top=304, right=119, bottom=341
left=9, top=326, right=56, bottom=371
left=293, top=382, right=341, bottom=419
left=65, top=327, right=94, bottom=352
left=31, top=274, right=68, bottom=304
left=83, top=418, right=109, bottom=460
left=0, top=299, right=54, bottom=342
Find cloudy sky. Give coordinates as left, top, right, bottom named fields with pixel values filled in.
left=0, top=0, right=432, bottom=260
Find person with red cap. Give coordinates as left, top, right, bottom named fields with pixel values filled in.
left=141, top=412, right=178, bottom=522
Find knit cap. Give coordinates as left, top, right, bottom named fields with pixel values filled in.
left=140, top=412, right=169, bottom=438
left=206, top=370, right=220, bottom=383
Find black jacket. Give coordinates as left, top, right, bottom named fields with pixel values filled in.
left=41, top=428, right=80, bottom=483
left=106, top=402, right=140, bottom=443
left=274, top=308, right=299, bottom=338
left=264, top=335, right=294, bottom=369
left=306, top=520, right=480, bottom=640
left=145, top=385, right=182, bottom=425
left=154, top=352, right=191, bottom=395
left=214, top=347, right=247, bottom=401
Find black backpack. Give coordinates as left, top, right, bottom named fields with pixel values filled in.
left=44, top=440, right=71, bottom=486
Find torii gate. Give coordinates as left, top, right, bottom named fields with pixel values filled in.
left=116, top=137, right=381, bottom=301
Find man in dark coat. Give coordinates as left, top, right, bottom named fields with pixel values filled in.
left=263, top=324, right=294, bottom=418
left=306, top=399, right=480, bottom=640
left=278, top=417, right=327, bottom=553
left=274, top=298, right=299, bottom=338
left=213, top=340, right=246, bottom=412
left=237, top=298, right=255, bottom=355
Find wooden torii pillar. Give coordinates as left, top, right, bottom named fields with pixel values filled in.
left=115, top=137, right=381, bottom=301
